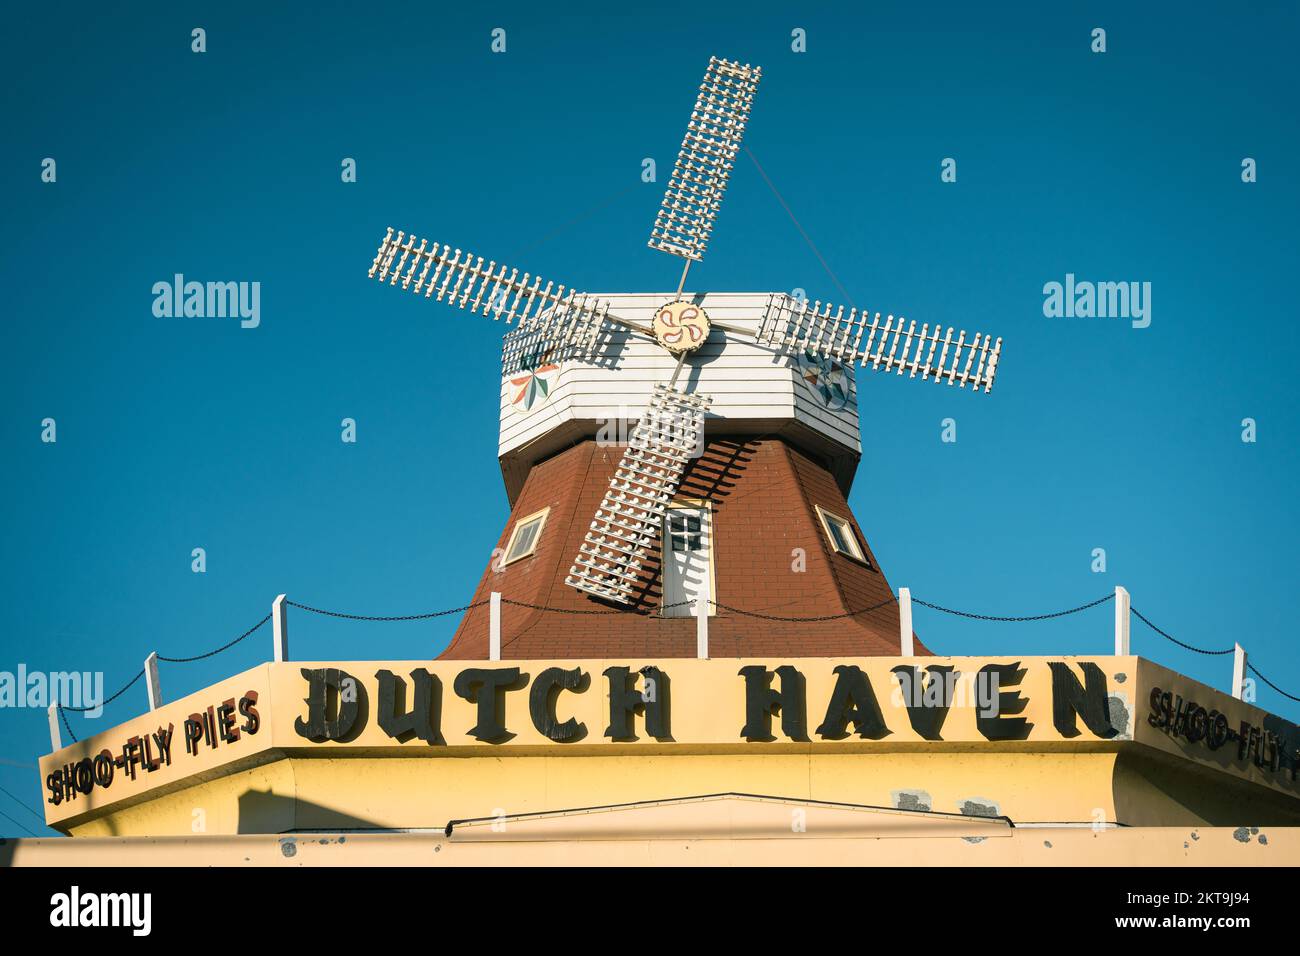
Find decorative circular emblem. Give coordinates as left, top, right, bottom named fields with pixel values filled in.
left=651, top=300, right=711, bottom=354
left=506, top=352, right=561, bottom=415
left=796, top=349, right=852, bottom=411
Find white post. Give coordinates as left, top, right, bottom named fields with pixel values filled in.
left=144, top=652, right=162, bottom=711
left=48, top=704, right=62, bottom=751
left=1232, top=644, right=1248, bottom=700
left=695, top=583, right=710, bottom=660
left=272, top=594, right=289, bottom=662
left=1114, top=586, right=1131, bottom=656
left=489, top=591, right=502, bottom=662
left=898, top=587, right=914, bottom=656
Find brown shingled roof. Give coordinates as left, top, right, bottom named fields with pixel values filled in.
left=441, top=437, right=927, bottom=660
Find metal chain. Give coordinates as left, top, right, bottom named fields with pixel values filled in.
left=57, top=615, right=273, bottom=738
left=1248, top=663, right=1300, bottom=703
left=500, top=598, right=695, bottom=615
left=158, top=614, right=271, bottom=663
left=1131, top=607, right=1234, bottom=656
left=501, top=599, right=638, bottom=615
left=60, top=668, right=145, bottom=712
left=710, top=597, right=896, bottom=622
left=910, top=592, right=1114, bottom=622
left=286, top=600, right=488, bottom=621
left=49, top=593, right=1299, bottom=746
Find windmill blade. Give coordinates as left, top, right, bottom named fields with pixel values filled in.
left=647, top=57, right=762, bottom=263
left=757, top=294, right=1003, bottom=394
left=566, top=384, right=712, bottom=605
left=368, top=227, right=612, bottom=354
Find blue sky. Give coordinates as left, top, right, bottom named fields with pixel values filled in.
left=2, top=1, right=1297, bottom=835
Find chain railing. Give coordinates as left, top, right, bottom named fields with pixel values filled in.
left=50, top=585, right=1295, bottom=745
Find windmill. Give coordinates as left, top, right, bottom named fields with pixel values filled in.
left=367, top=57, right=1002, bottom=608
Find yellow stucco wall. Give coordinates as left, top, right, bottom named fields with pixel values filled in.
left=38, top=656, right=1300, bottom=839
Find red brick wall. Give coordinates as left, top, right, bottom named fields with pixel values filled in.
left=441, top=437, right=930, bottom=659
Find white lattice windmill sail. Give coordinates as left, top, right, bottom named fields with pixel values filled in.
left=368, top=228, right=611, bottom=357
left=757, top=294, right=1003, bottom=394
left=648, top=57, right=762, bottom=263
left=565, top=385, right=712, bottom=605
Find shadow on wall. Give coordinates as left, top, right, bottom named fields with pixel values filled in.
left=0, top=787, right=388, bottom=864
left=1110, top=750, right=1300, bottom=828
left=237, top=787, right=386, bottom=835
left=628, top=438, right=757, bottom=610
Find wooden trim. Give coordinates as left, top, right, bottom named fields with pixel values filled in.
left=814, top=504, right=869, bottom=566
left=662, top=498, right=716, bottom=617
left=501, top=506, right=551, bottom=566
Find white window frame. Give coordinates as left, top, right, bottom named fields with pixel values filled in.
left=661, top=499, right=717, bottom=617
left=501, top=507, right=550, bottom=567
left=815, top=504, right=868, bottom=565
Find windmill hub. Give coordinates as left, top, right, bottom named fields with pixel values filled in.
left=651, top=300, right=711, bottom=354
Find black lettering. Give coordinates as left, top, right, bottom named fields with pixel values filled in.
left=1207, top=711, right=1229, bottom=750
left=739, top=665, right=807, bottom=742
left=452, top=668, right=527, bottom=743
left=891, top=665, right=955, bottom=740
left=376, top=668, right=441, bottom=744
left=153, top=725, right=174, bottom=765
left=975, top=662, right=1032, bottom=741
left=293, top=668, right=364, bottom=742
left=74, top=758, right=94, bottom=795
left=93, top=750, right=115, bottom=788
left=529, top=667, right=587, bottom=742
left=184, top=716, right=204, bottom=755
left=121, top=738, right=142, bottom=779
left=603, top=666, right=669, bottom=740
left=1147, top=687, right=1164, bottom=728
left=1048, top=661, right=1118, bottom=739
left=238, top=692, right=260, bottom=735
left=817, top=665, right=889, bottom=740
left=218, top=699, right=239, bottom=743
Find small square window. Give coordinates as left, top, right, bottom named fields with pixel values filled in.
left=501, top=508, right=549, bottom=566
left=669, top=514, right=702, bottom=551
left=815, top=505, right=868, bottom=564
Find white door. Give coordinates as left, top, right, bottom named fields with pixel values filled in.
left=662, top=505, right=712, bottom=617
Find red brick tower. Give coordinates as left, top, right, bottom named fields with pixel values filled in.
left=443, top=293, right=927, bottom=661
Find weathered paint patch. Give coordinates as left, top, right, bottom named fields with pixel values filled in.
left=891, top=789, right=932, bottom=813
left=1190, top=830, right=1199, bottom=841
left=960, top=797, right=1001, bottom=818
left=1232, top=826, right=1251, bottom=843
left=1259, top=833, right=1269, bottom=845
left=1113, top=673, right=1127, bottom=684
left=1107, top=692, right=1132, bottom=739
left=279, top=838, right=297, bottom=857
left=1044, top=840, right=1053, bottom=848
left=961, top=836, right=987, bottom=844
